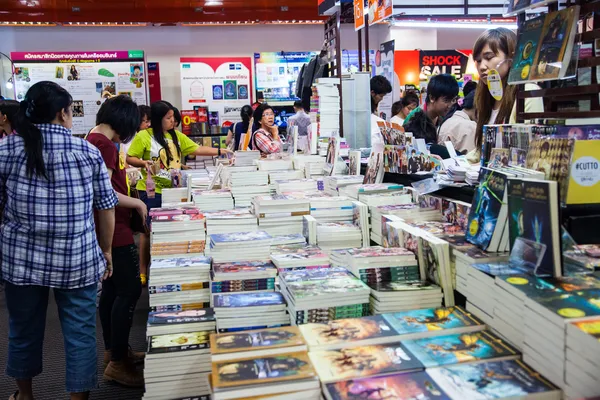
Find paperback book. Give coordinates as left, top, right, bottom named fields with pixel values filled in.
left=382, top=307, right=485, bottom=337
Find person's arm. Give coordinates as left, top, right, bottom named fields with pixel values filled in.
left=105, top=169, right=148, bottom=222
left=97, top=208, right=115, bottom=280
left=126, top=131, right=153, bottom=169
left=254, top=129, right=282, bottom=154
left=225, top=126, right=234, bottom=146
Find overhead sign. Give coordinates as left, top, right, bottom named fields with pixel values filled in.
left=419, top=49, right=474, bottom=81
left=354, top=0, right=365, bottom=30
left=368, top=0, right=392, bottom=25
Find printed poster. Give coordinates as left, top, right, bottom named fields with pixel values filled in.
left=147, top=62, right=162, bottom=103
left=376, top=40, right=395, bottom=121
left=368, top=0, right=392, bottom=25
left=354, top=0, right=365, bottom=30
left=253, top=52, right=316, bottom=103
left=419, top=50, right=475, bottom=81
left=180, top=57, right=253, bottom=126
left=11, top=50, right=149, bottom=135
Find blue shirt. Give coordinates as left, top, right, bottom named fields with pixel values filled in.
left=0, top=124, right=118, bottom=289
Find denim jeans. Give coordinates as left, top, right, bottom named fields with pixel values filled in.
left=4, top=282, right=98, bottom=393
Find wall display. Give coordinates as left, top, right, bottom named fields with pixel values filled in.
left=376, top=40, right=395, bottom=121
left=147, top=62, right=162, bottom=103
left=254, top=52, right=317, bottom=103
left=180, top=57, right=253, bottom=126
left=368, top=0, right=392, bottom=26
left=11, top=50, right=149, bottom=135
left=419, top=50, right=475, bottom=81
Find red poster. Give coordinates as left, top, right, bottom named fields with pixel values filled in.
left=147, top=62, right=162, bottom=103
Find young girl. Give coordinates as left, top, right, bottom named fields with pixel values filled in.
left=0, top=100, right=19, bottom=138
left=127, top=100, right=230, bottom=285
left=470, top=27, right=544, bottom=163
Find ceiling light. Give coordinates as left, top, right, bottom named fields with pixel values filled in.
left=392, top=21, right=517, bottom=30
left=205, top=1, right=223, bottom=6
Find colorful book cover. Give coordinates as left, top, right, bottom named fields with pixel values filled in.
left=402, top=331, right=519, bottom=368
left=383, top=307, right=483, bottom=335
left=383, top=145, right=409, bottom=174
left=280, top=267, right=351, bottom=282
left=488, top=148, right=510, bottom=169
left=213, top=292, right=285, bottom=308
left=212, top=261, right=277, bottom=275
left=406, top=146, right=435, bottom=173
left=530, top=7, right=579, bottom=81
left=427, top=360, right=559, bottom=399
left=419, top=194, right=443, bottom=210
left=210, top=231, right=272, bottom=244
left=363, top=151, right=384, bottom=185
left=510, top=148, right=528, bottom=168
left=149, top=282, right=210, bottom=294
left=151, top=256, right=211, bottom=269
left=148, top=308, right=215, bottom=326
left=148, top=331, right=211, bottom=354
left=286, top=277, right=369, bottom=299
left=471, top=263, right=526, bottom=277
left=497, top=275, right=560, bottom=298
left=570, top=318, right=600, bottom=341
left=210, top=326, right=305, bottom=355
left=531, top=292, right=600, bottom=320
left=465, top=168, right=507, bottom=250
left=526, top=137, right=575, bottom=203
left=325, top=371, right=451, bottom=400
left=418, top=237, right=447, bottom=287
left=442, top=200, right=470, bottom=232
left=309, top=343, right=423, bottom=382
left=211, top=352, right=316, bottom=388
left=506, top=179, right=524, bottom=250
left=369, top=281, right=439, bottom=293
left=299, top=315, right=400, bottom=346
left=440, top=235, right=475, bottom=251
left=345, top=247, right=415, bottom=258
left=223, top=80, right=237, bottom=100
left=508, top=15, right=545, bottom=83
left=566, top=140, right=600, bottom=205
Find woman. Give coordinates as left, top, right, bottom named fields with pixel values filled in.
left=86, top=95, right=147, bottom=387
left=0, top=99, right=19, bottom=138
left=0, top=81, right=117, bottom=400
left=127, top=101, right=229, bottom=285
left=470, top=27, right=544, bottom=163
left=438, top=91, right=477, bottom=153
left=121, top=104, right=150, bottom=159
left=226, top=105, right=253, bottom=151
left=390, top=93, right=419, bottom=126
left=251, top=103, right=282, bottom=156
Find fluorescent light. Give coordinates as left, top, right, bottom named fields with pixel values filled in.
left=205, top=1, right=223, bottom=5
left=392, top=21, right=517, bottom=30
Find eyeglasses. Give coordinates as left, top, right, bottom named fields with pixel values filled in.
left=263, top=112, right=275, bottom=117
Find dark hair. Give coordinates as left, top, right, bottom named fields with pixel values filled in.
left=0, top=99, right=20, bottom=130
left=462, top=81, right=477, bottom=98
left=138, top=105, right=151, bottom=123
left=172, top=107, right=181, bottom=128
left=402, top=93, right=420, bottom=108
left=150, top=101, right=181, bottom=165
left=426, top=74, right=459, bottom=103
left=16, top=81, right=73, bottom=178
left=253, top=103, right=274, bottom=128
left=95, top=95, right=140, bottom=144
left=134, top=65, right=141, bottom=71
left=403, top=108, right=437, bottom=144
left=370, top=75, right=392, bottom=96
left=240, top=105, right=253, bottom=132
left=462, top=91, right=476, bottom=110
left=293, top=100, right=303, bottom=109
left=391, top=101, right=403, bottom=117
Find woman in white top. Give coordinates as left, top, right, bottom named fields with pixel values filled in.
left=468, top=27, right=544, bottom=163
left=390, top=93, right=420, bottom=126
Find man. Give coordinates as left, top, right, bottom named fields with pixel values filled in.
left=370, top=75, right=392, bottom=151
left=437, top=91, right=477, bottom=153
left=287, top=100, right=311, bottom=152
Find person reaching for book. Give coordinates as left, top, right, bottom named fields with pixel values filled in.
left=126, top=100, right=230, bottom=286
left=86, top=95, right=147, bottom=388
left=250, top=103, right=283, bottom=156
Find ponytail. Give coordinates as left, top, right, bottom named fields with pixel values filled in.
left=16, top=101, right=47, bottom=178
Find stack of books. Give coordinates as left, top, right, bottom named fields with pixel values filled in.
left=191, top=189, right=234, bottom=211
left=204, top=209, right=258, bottom=236
left=227, top=168, right=270, bottom=208
left=311, top=78, right=340, bottom=138
left=160, top=187, right=188, bottom=205
left=565, top=316, right=600, bottom=399
left=330, top=246, right=420, bottom=282
left=369, top=281, right=443, bottom=314
left=144, top=330, right=212, bottom=399
left=209, top=231, right=273, bottom=263
left=150, top=207, right=206, bottom=249
left=339, top=183, right=404, bottom=200
left=359, top=191, right=413, bottom=208
left=268, top=169, right=305, bottom=184
left=148, top=256, right=212, bottom=312
left=184, top=170, right=212, bottom=190
left=323, top=175, right=364, bottom=196
left=315, top=222, right=362, bottom=251
left=257, top=158, right=294, bottom=171
left=453, top=245, right=509, bottom=298
left=233, top=150, right=260, bottom=167
left=279, top=267, right=370, bottom=325
left=209, top=350, right=319, bottom=400
left=252, top=195, right=310, bottom=236
left=212, top=291, right=289, bottom=332
left=308, top=195, right=354, bottom=223
left=146, top=308, right=216, bottom=337
left=270, top=244, right=330, bottom=269
left=446, top=164, right=467, bottom=182
left=270, top=233, right=307, bottom=247
left=274, top=178, right=319, bottom=194
left=210, top=261, right=277, bottom=299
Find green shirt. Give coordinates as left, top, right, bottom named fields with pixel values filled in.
left=127, top=128, right=199, bottom=194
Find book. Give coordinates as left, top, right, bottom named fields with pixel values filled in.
left=348, top=150, right=361, bottom=176
left=210, top=327, right=307, bottom=361
left=508, top=15, right=545, bottom=84
left=506, top=179, right=525, bottom=250
left=507, top=0, right=531, bottom=15
left=382, top=307, right=485, bottom=337
left=418, top=235, right=454, bottom=306
left=324, top=371, right=451, bottom=400
left=566, top=140, right=600, bottom=205
left=147, top=331, right=211, bottom=355
left=211, top=351, right=317, bottom=389
left=526, top=292, right=600, bottom=327
left=210, top=231, right=272, bottom=246
left=427, top=360, right=560, bottom=400
left=309, top=342, right=423, bottom=383
left=363, top=150, right=384, bottom=184
left=402, top=330, right=519, bottom=368
left=526, top=137, right=575, bottom=203
left=213, top=292, right=286, bottom=311
left=324, top=136, right=340, bottom=176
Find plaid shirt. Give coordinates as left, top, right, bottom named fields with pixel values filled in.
left=252, top=128, right=282, bottom=155
left=0, top=124, right=118, bottom=289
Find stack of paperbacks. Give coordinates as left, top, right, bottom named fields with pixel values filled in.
left=149, top=207, right=206, bottom=254
left=209, top=327, right=319, bottom=400
left=203, top=209, right=258, bottom=236
left=225, top=165, right=270, bottom=208
left=270, top=244, right=330, bottom=270
left=208, top=231, right=272, bottom=263
left=279, top=267, right=370, bottom=325
left=274, top=178, right=320, bottom=194
left=210, top=260, right=277, bottom=301
left=252, top=195, right=310, bottom=236
left=191, top=189, right=234, bottom=211
left=232, top=150, right=260, bottom=167
left=212, top=291, right=289, bottom=333
left=323, top=175, right=364, bottom=196
left=148, top=256, right=211, bottom=313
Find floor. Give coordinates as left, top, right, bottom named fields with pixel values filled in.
left=0, top=285, right=149, bottom=400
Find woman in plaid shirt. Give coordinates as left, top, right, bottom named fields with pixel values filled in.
left=251, top=103, right=283, bottom=156
left=0, top=82, right=117, bottom=400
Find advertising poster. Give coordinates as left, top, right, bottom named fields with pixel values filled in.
left=254, top=52, right=317, bottom=103
left=419, top=49, right=475, bottom=81
left=11, top=50, right=149, bottom=135
left=147, top=62, right=162, bottom=103
left=341, top=50, right=377, bottom=75
left=368, top=0, right=392, bottom=26
left=375, top=40, right=395, bottom=121
left=354, top=0, right=365, bottom=30
left=180, top=57, right=253, bottom=126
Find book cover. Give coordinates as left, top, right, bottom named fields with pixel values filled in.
left=151, top=256, right=211, bottom=270
left=418, top=237, right=447, bottom=287
left=309, top=343, right=423, bottom=383
left=325, top=136, right=340, bottom=176
left=508, top=15, right=545, bottom=84
left=148, top=282, right=210, bottom=294
left=286, top=277, right=369, bottom=299
left=471, top=263, right=526, bottom=276
left=364, top=151, right=384, bottom=185
left=325, top=371, right=451, bottom=400
left=210, top=231, right=272, bottom=244
left=488, top=148, right=510, bottom=168
left=383, top=307, right=483, bottom=335
left=566, top=140, right=600, bottom=205
left=148, top=331, right=211, bottom=354
left=531, top=292, right=600, bottom=320
left=402, top=331, right=519, bottom=368
left=345, top=247, right=415, bottom=259
left=530, top=7, right=579, bottom=81
left=213, top=292, right=285, bottom=308
left=497, top=275, right=560, bottom=298
left=507, top=0, right=531, bottom=14
left=349, top=150, right=361, bottom=176
left=211, top=352, right=316, bottom=388
left=210, top=326, right=305, bottom=355
left=300, top=315, right=399, bottom=346
left=280, top=267, right=351, bottom=282
left=383, top=145, right=409, bottom=174
left=369, top=281, right=440, bottom=293
left=148, top=308, right=215, bottom=326
left=510, top=148, right=528, bottom=168
left=570, top=318, right=600, bottom=340
left=212, top=261, right=277, bottom=275
left=427, top=360, right=559, bottom=399
left=442, top=200, right=470, bottom=232
left=506, top=179, right=524, bottom=251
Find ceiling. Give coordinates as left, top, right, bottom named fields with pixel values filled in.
left=0, top=0, right=326, bottom=24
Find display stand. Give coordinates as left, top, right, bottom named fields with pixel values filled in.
left=324, top=13, right=344, bottom=137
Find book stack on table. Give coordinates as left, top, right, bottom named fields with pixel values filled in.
left=232, top=150, right=260, bottom=167
left=257, top=158, right=294, bottom=171
left=212, top=291, right=289, bottom=333
left=274, top=178, right=319, bottom=194
left=208, top=231, right=272, bottom=263
left=565, top=316, right=600, bottom=399
left=203, top=209, right=258, bottom=236
left=323, top=175, right=364, bottom=196
left=146, top=308, right=216, bottom=337
left=268, top=169, right=305, bottom=184
left=225, top=167, right=269, bottom=208
left=306, top=194, right=354, bottom=223
left=339, top=183, right=404, bottom=200
left=315, top=222, right=362, bottom=252
left=252, top=195, right=310, bottom=236
left=149, top=207, right=206, bottom=253
left=191, top=189, right=234, bottom=211
left=210, top=261, right=277, bottom=300
left=279, top=267, right=371, bottom=325
left=270, top=233, right=307, bottom=248
left=270, top=244, right=330, bottom=270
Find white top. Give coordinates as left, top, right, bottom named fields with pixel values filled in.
left=437, top=110, right=477, bottom=153
left=488, top=108, right=500, bottom=125
left=390, top=115, right=405, bottom=126
left=370, top=113, right=385, bottom=152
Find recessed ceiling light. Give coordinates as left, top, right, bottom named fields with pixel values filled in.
left=205, top=1, right=223, bottom=6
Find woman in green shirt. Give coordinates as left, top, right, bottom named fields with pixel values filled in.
left=127, top=100, right=229, bottom=284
